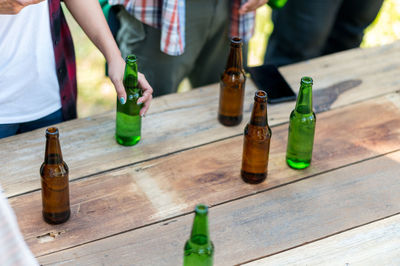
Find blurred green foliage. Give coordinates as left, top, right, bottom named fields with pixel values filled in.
left=63, top=0, right=400, bottom=118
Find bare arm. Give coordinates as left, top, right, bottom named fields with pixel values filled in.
left=0, top=0, right=44, bottom=14
left=63, top=0, right=152, bottom=115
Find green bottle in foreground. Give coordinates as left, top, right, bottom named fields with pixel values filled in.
left=286, top=77, right=316, bottom=169
left=184, top=204, right=214, bottom=266
left=268, top=0, right=288, bottom=9
left=116, top=54, right=142, bottom=146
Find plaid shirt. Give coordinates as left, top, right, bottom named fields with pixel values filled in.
left=48, top=0, right=78, bottom=121
left=108, top=0, right=255, bottom=56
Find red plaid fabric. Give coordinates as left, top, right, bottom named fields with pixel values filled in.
left=109, top=0, right=255, bottom=56
left=48, top=0, right=78, bottom=121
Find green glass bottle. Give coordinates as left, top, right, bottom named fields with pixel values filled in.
left=184, top=204, right=214, bottom=266
left=286, top=77, right=316, bottom=169
left=116, top=54, right=142, bottom=146
left=268, top=0, right=288, bottom=9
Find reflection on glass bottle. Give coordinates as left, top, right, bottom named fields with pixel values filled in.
left=116, top=54, right=142, bottom=146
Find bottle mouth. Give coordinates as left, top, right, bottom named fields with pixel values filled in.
left=46, top=127, right=59, bottom=136
left=126, top=54, right=137, bottom=63
left=231, top=37, right=242, bottom=47
left=301, top=76, right=313, bottom=85
left=195, top=204, right=208, bottom=215
left=255, top=90, right=267, bottom=99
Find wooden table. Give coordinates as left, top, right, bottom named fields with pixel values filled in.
left=1, top=41, right=400, bottom=265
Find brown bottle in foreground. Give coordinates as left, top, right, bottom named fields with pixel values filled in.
left=40, top=127, right=70, bottom=224
left=218, top=37, right=246, bottom=126
left=241, top=90, right=272, bottom=184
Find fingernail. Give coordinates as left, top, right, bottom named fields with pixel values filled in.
left=137, top=100, right=142, bottom=105
left=119, top=97, right=126, bottom=104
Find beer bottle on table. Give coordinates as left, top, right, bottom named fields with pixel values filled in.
left=241, top=90, right=272, bottom=184
left=184, top=204, right=214, bottom=266
left=218, top=37, right=246, bottom=127
left=286, top=77, right=316, bottom=169
left=116, top=54, right=142, bottom=146
left=40, top=127, right=70, bottom=224
left=268, top=0, right=288, bottom=9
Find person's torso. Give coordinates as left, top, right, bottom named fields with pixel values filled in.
left=0, top=0, right=61, bottom=124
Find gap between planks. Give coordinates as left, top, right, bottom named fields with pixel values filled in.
left=35, top=148, right=400, bottom=260
left=8, top=91, right=400, bottom=200
left=2, top=42, right=400, bottom=199
left=36, top=150, right=400, bottom=265
left=13, top=92, right=400, bottom=257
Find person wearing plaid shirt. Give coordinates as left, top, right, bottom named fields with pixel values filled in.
left=0, top=0, right=153, bottom=139
left=108, top=0, right=266, bottom=96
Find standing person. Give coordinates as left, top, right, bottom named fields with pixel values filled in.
left=108, top=0, right=266, bottom=96
left=0, top=0, right=153, bottom=139
left=264, top=0, right=384, bottom=67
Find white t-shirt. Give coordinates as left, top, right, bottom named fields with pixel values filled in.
left=0, top=0, right=61, bottom=124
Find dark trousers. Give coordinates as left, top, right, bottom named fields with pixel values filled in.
left=0, top=109, right=63, bottom=139
left=264, top=0, right=384, bottom=66
left=116, top=0, right=233, bottom=96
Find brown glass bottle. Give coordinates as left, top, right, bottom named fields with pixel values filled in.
left=218, top=37, right=246, bottom=126
left=40, top=127, right=70, bottom=224
left=241, top=90, right=272, bottom=184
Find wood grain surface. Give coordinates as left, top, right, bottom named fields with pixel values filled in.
left=37, top=150, right=400, bottom=265
left=244, top=214, right=400, bottom=266
left=10, top=92, right=400, bottom=257
left=1, top=42, right=400, bottom=198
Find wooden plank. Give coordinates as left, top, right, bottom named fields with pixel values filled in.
left=10, top=92, right=400, bottom=257
left=37, top=150, right=400, bottom=265
left=1, top=41, right=400, bottom=198
left=243, top=214, right=400, bottom=266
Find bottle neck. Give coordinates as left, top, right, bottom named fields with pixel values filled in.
left=295, top=78, right=313, bottom=114
left=225, top=42, right=243, bottom=72
left=124, top=58, right=138, bottom=89
left=250, top=91, right=268, bottom=127
left=44, top=133, right=63, bottom=164
left=190, top=205, right=210, bottom=244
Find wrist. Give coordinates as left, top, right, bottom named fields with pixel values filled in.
left=105, top=49, right=123, bottom=64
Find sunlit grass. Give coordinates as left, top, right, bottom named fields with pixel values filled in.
left=362, top=0, right=400, bottom=47
left=63, top=1, right=400, bottom=118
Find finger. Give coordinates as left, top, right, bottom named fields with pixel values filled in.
left=140, top=94, right=152, bottom=116
left=135, top=72, right=153, bottom=115
left=137, top=90, right=151, bottom=105
left=112, top=78, right=127, bottom=105
left=239, top=0, right=266, bottom=14
left=138, top=73, right=153, bottom=99
left=138, top=90, right=152, bottom=114
left=239, top=2, right=250, bottom=14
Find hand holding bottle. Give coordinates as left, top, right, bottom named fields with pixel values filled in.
left=108, top=56, right=153, bottom=117
left=61, top=0, right=153, bottom=117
